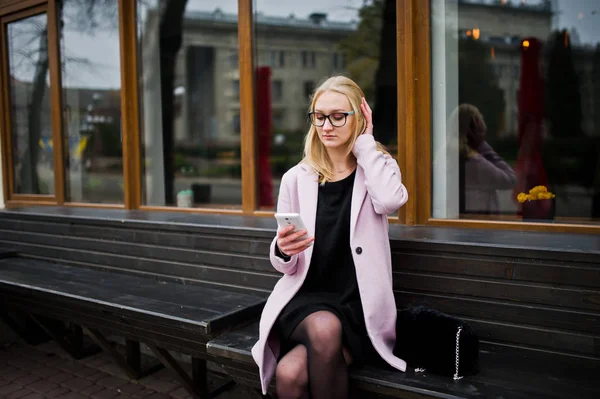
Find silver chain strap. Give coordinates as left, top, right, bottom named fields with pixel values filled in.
left=453, top=326, right=463, bottom=380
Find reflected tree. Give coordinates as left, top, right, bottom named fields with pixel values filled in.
left=17, top=19, right=48, bottom=193
left=458, top=37, right=505, bottom=138
left=13, top=0, right=117, bottom=193
left=157, top=0, right=188, bottom=205
left=338, top=0, right=397, bottom=145
left=544, top=30, right=582, bottom=139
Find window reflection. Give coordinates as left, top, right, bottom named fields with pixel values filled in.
left=7, top=13, right=53, bottom=195
left=254, top=0, right=398, bottom=210
left=432, top=0, right=600, bottom=224
left=137, top=0, right=241, bottom=208
left=59, top=0, right=122, bottom=203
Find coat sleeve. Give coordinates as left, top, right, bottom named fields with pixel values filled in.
left=353, top=134, right=409, bottom=215
left=269, top=172, right=299, bottom=275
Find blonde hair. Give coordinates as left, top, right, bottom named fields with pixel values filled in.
left=302, top=76, right=388, bottom=183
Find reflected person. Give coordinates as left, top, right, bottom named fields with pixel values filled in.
left=458, top=104, right=516, bottom=215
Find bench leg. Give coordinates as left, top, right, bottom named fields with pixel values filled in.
left=147, top=345, right=236, bottom=399
left=126, top=339, right=164, bottom=378
left=84, top=328, right=163, bottom=380
left=0, top=311, right=50, bottom=345
left=148, top=345, right=209, bottom=398
left=29, top=315, right=100, bottom=360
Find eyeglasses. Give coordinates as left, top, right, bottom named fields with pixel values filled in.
left=308, top=111, right=355, bottom=127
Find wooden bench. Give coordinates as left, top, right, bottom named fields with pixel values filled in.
left=207, top=321, right=599, bottom=399
left=204, top=227, right=600, bottom=398
left=0, top=254, right=265, bottom=398
left=0, top=208, right=598, bottom=398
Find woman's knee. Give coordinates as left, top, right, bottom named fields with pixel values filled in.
left=276, top=345, right=308, bottom=397
left=305, top=311, right=344, bottom=359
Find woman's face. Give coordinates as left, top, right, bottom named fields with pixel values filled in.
left=312, top=91, right=355, bottom=151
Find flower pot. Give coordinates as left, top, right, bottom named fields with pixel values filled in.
left=522, top=198, right=555, bottom=222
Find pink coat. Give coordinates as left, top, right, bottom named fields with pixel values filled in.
left=251, top=135, right=409, bottom=394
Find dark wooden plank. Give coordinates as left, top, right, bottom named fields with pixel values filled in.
left=394, top=292, right=600, bottom=335
left=0, top=207, right=278, bottom=239
left=468, top=319, right=598, bottom=357
left=207, top=323, right=258, bottom=364
left=1, top=208, right=598, bottom=260
left=1, top=294, right=210, bottom=356
left=392, top=252, right=600, bottom=289
left=0, top=249, right=15, bottom=258
left=0, top=218, right=272, bottom=256
left=388, top=225, right=600, bottom=263
left=393, top=272, right=600, bottom=312
left=0, top=228, right=273, bottom=272
left=0, top=242, right=277, bottom=292
left=0, top=258, right=265, bottom=334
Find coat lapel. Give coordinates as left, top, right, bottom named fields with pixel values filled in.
left=350, top=165, right=367, bottom=242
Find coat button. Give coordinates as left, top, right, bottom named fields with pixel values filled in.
left=355, top=247, right=363, bottom=255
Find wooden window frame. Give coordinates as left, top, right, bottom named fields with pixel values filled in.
left=404, top=0, right=599, bottom=234
left=0, top=2, right=63, bottom=206
left=1, top=0, right=598, bottom=233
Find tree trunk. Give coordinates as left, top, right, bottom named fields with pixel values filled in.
left=23, top=27, right=49, bottom=193
left=159, top=0, right=188, bottom=205
left=373, top=0, right=396, bottom=145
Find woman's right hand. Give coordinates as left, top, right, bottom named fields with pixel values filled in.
left=277, top=225, right=314, bottom=257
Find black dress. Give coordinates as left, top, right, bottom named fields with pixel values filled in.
left=276, top=170, right=375, bottom=364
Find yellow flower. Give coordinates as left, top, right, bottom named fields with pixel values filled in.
left=517, top=186, right=555, bottom=203
left=529, top=186, right=548, bottom=195
left=517, top=193, right=529, bottom=203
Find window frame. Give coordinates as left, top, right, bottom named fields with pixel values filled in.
left=409, top=0, right=599, bottom=234
left=0, top=0, right=597, bottom=233
left=0, top=1, right=65, bottom=205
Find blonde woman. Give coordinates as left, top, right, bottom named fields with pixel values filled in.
left=252, top=76, right=408, bottom=398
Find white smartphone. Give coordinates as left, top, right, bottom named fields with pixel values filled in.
left=274, top=213, right=313, bottom=245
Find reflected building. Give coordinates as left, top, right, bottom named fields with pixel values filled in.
left=141, top=8, right=354, bottom=148
left=455, top=0, right=599, bottom=137
left=455, top=0, right=553, bottom=136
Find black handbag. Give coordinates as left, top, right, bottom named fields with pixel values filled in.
left=393, top=306, right=479, bottom=379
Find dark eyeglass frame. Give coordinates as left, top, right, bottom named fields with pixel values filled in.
left=307, top=111, right=355, bottom=127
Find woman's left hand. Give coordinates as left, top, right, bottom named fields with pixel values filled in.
left=361, top=97, right=374, bottom=136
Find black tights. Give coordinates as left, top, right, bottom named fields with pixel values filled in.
left=275, top=311, right=349, bottom=399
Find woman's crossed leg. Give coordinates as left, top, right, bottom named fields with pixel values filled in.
left=275, top=311, right=352, bottom=399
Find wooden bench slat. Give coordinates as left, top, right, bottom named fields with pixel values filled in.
left=0, top=258, right=265, bottom=335
left=0, top=249, right=15, bottom=259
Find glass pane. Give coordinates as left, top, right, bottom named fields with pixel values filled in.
left=58, top=0, right=123, bottom=204
left=7, top=13, right=54, bottom=195
left=431, top=0, right=600, bottom=225
left=254, top=1, right=398, bottom=211
left=137, top=1, right=241, bottom=208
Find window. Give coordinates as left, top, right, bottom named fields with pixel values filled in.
left=137, top=0, right=241, bottom=208
left=5, top=12, right=53, bottom=195
left=254, top=1, right=397, bottom=210
left=303, top=81, right=315, bottom=99
left=267, top=50, right=285, bottom=68
left=333, top=52, right=345, bottom=70
left=232, top=112, right=240, bottom=134
left=59, top=0, right=122, bottom=203
left=301, top=51, right=316, bottom=68
left=272, top=80, right=283, bottom=102
left=233, top=79, right=240, bottom=100
left=229, top=49, right=238, bottom=68
left=430, top=0, right=600, bottom=226
left=0, top=0, right=122, bottom=204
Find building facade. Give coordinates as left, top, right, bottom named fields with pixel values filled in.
left=0, top=0, right=598, bottom=233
